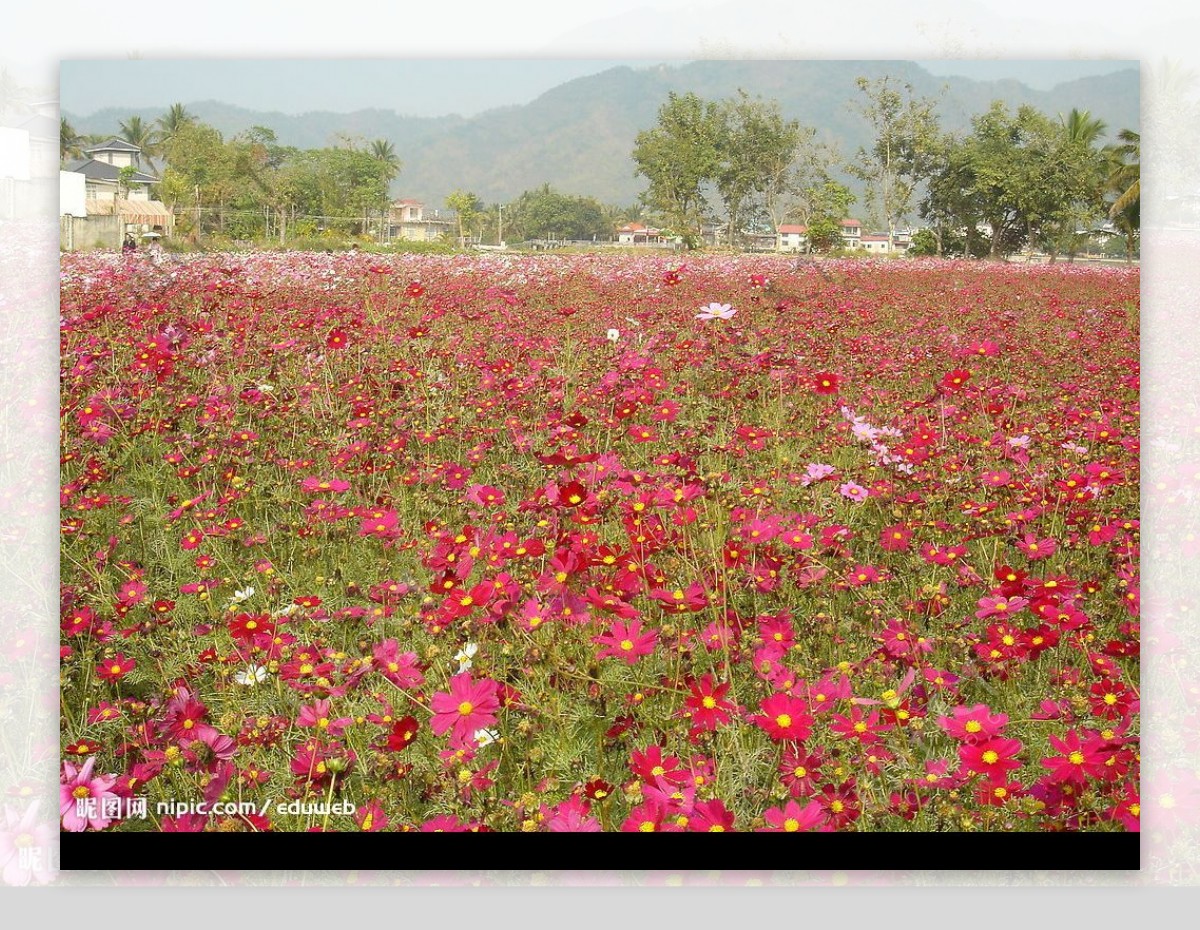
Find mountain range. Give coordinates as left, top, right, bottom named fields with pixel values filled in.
left=64, top=60, right=1139, bottom=211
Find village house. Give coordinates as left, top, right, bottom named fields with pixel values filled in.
left=61, top=138, right=174, bottom=241
left=385, top=199, right=454, bottom=243
left=616, top=222, right=670, bottom=245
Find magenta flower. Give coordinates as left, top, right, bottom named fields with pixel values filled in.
left=373, top=639, right=425, bottom=689
left=59, top=757, right=120, bottom=832
left=296, top=699, right=354, bottom=737
left=1, top=802, right=55, bottom=885
left=975, top=595, right=1029, bottom=619
left=594, top=617, right=658, bottom=664
left=938, top=704, right=1010, bottom=742
left=759, top=799, right=827, bottom=832
left=430, top=673, right=501, bottom=748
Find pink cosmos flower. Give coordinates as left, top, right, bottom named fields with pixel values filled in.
left=297, top=699, right=354, bottom=737
left=300, top=476, right=351, bottom=494
left=594, top=617, right=658, bottom=665
left=958, top=737, right=1024, bottom=778
left=430, top=673, right=501, bottom=749
left=938, top=704, right=1010, bottom=742
left=696, top=302, right=736, bottom=321
left=752, top=692, right=813, bottom=742
left=545, top=795, right=602, bottom=832
left=1015, top=532, right=1058, bottom=560
left=1, top=802, right=55, bottom=884
left=60, top=757, right=120, bottom=832
left=760, top=799, right=827, bottom=832
left=372, top=640, right=425, bottom=689
left=838, top=481, right=869, bottom=503
left=975, top=595, right=1030, bottom=619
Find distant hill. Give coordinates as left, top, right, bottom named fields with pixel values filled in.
left=64, top=60, right=1139, bottom=212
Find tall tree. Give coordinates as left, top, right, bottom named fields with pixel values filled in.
left=802, top=181, right=856, bottom=253
left=761, top=130, right=839, bottom=249
left=446, top=190, right=483, bottom=245
left=632, top=92, right=723, bottom=247
left=1107, top=129, right=1140, bottom=262
left=155, top=103, right=195, bottom=150
left=1042, top=109, right=1111, bottom=260
left=368, top=139, right=401, bottom=185
left=118, top=115, right=156, bottom=158
left=848, top=76, right=941, bottom=250
left=713, top=91, right=803, bottom=247
left=61, top=117, right=84, bottom=163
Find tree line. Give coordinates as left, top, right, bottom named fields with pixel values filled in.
left=62, top=108, right=641, bottom=247
left=632, top=80, right=1140, bottom=259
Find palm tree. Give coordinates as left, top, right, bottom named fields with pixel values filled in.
left=1051, top=109, right=1109, bottom=261
left=368, top=139, right=401, bottom=184
left=1108, top=129, right=1140, bottom=219
left=0, top=67, right=29, bottom=118
left=155, top=103, right=194, bottom=150
left=61, top=117, right=84, bottom=163
left=1061, top=108, right=1108, bottom=147
left=118, top=115, right=156, bottom=159
left=1107, top=129, right=1140, bottom=262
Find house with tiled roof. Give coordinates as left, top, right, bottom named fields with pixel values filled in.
left=60, top=138, right=174, bottom=245
left=67, top=138, right=174, bottom=233
left=616, top=222, right=670, bottom=245
left=777, top=224, right=808, bottom=252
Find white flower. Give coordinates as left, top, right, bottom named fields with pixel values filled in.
left=696, top=302, right=736, bottom=321
left=235, top=664, right=268, bottom=686
left=454, top=642, right=478, bottom=672
left=227, top=586, right=255, bottom=607
left=606, top=328, right=620, bottom=343
left=473, top=728, right=499, bottom=748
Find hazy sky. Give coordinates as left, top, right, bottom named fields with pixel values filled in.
left=59, top=59, right=1136, bottom=117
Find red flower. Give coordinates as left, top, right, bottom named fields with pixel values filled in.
left=384, top=715, right=421, bottom=752
left=940, top=368, right=971, bottom=392
left=96, top=653, right=136, bottom=682
left=681, top=675, right=734, bottom=734
left=958, top=737, right=1024, bottom=778
left=813, top=372, right=840, bottom=394
left=1041, top=730, right=1111, bottom=785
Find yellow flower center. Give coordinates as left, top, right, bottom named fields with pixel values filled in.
left=775, top=714, right=792, bottom=728
left=702, top=696, right=717, bottom=709
left=458, top=702, right=474, bottom=716
left=783, top=818, right=800, bottom=832
left=1069, top=751, right=1085, bottom=765
left=982, top=750, right=999, bottom=764
left=620, top=639, right=634, bottom=651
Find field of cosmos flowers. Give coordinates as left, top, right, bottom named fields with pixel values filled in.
left=59, top=250, right=1140, bottom=834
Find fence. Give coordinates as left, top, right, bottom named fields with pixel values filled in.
left=61, top=214, right=123, bottom=251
